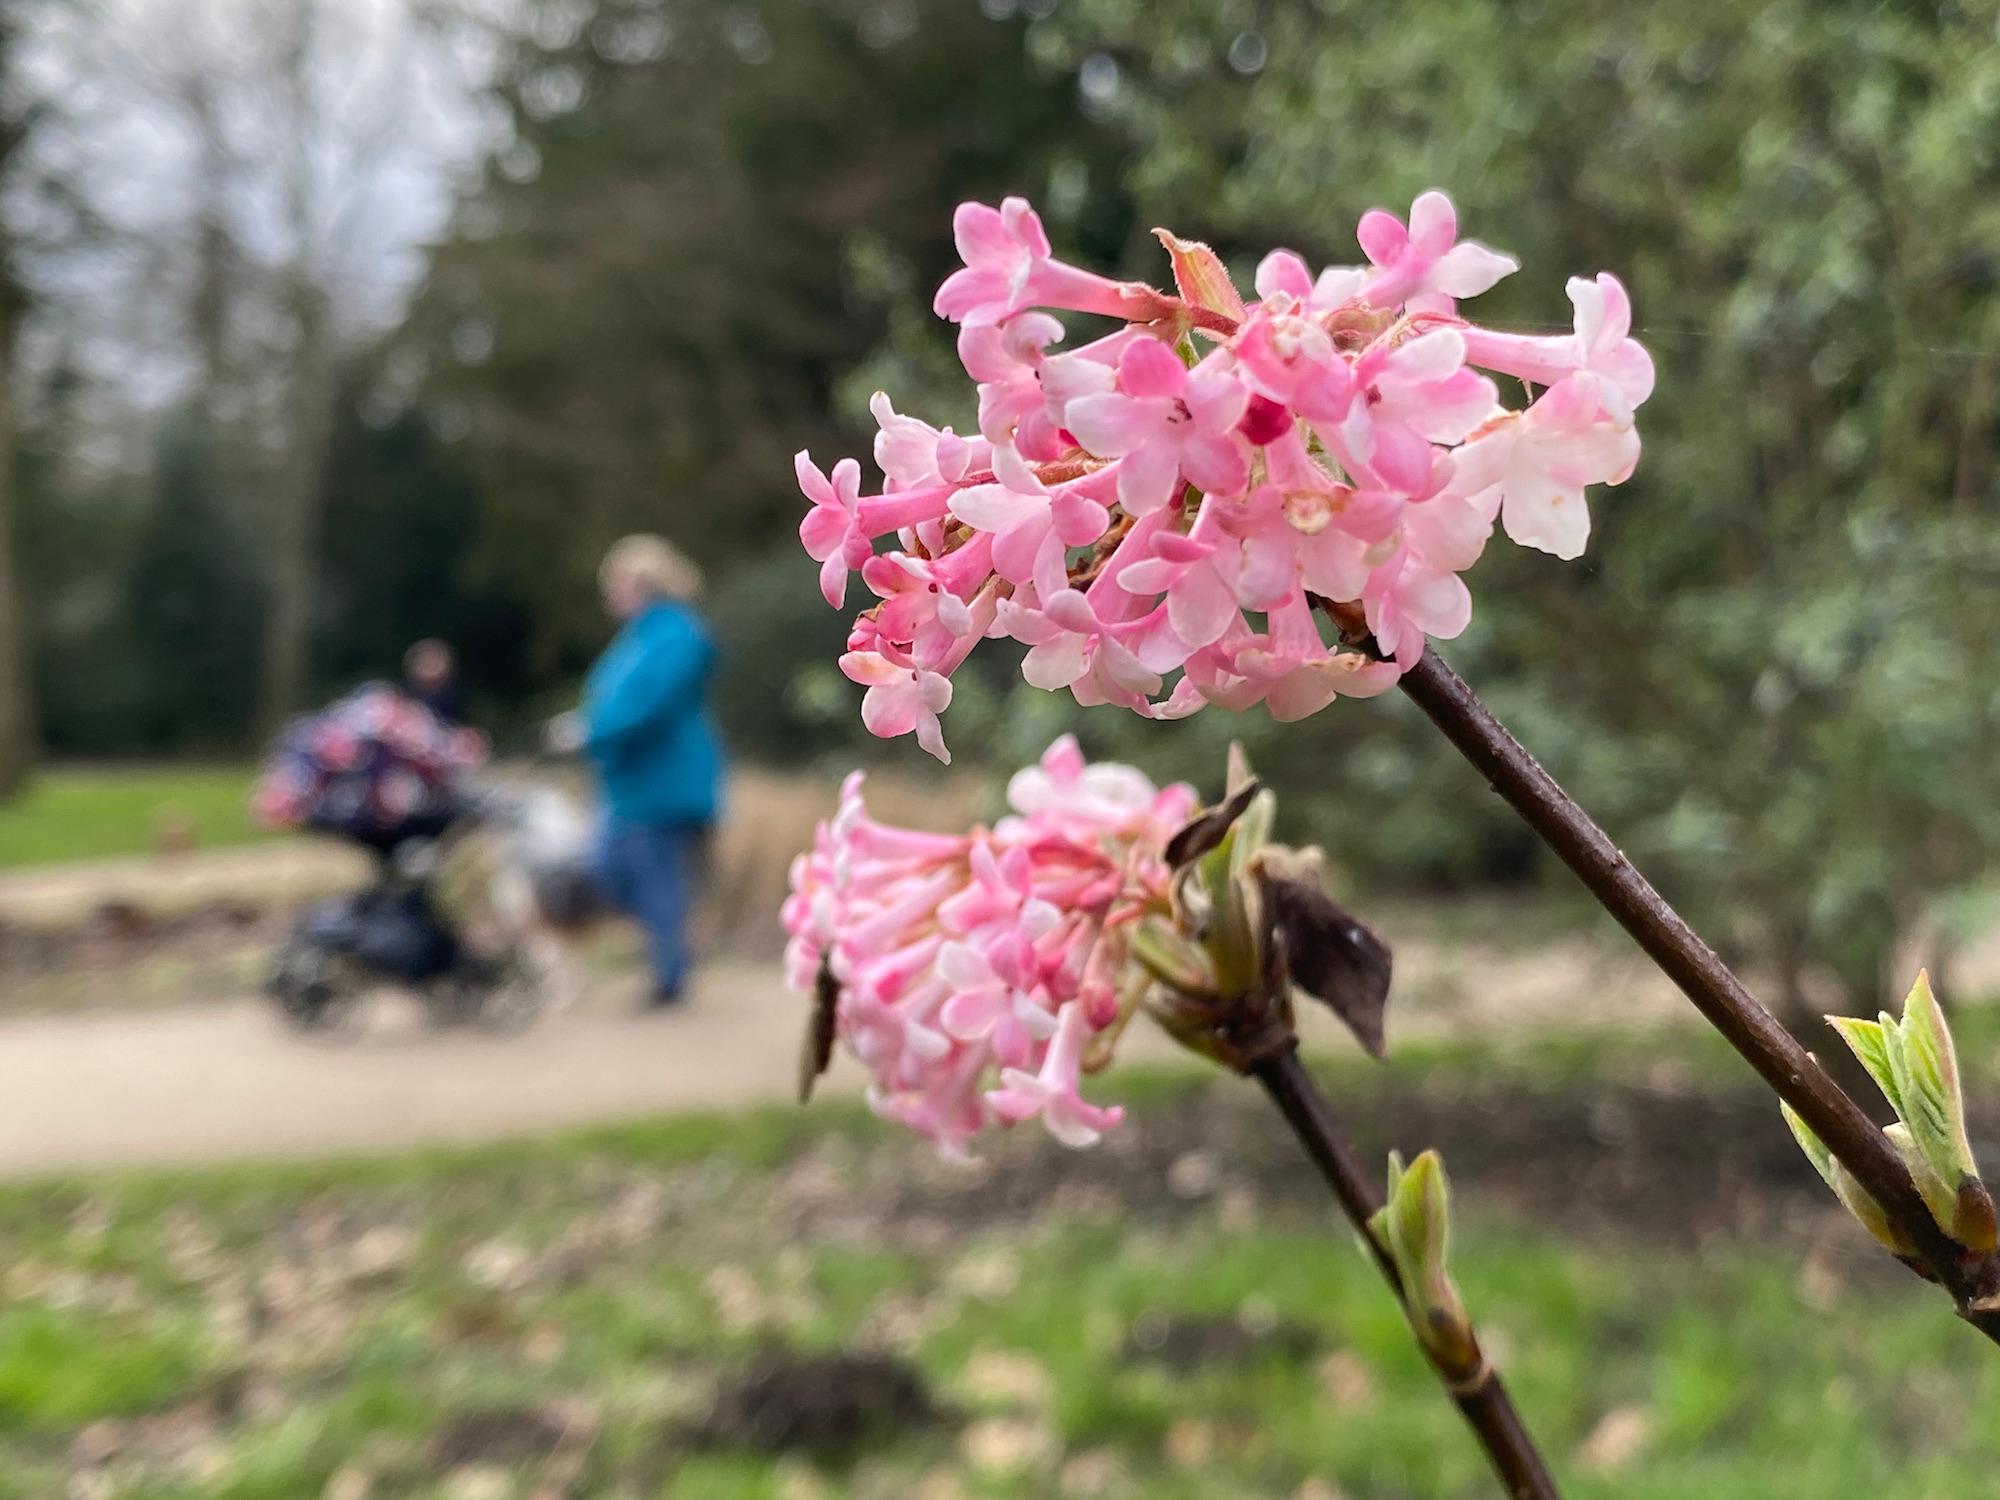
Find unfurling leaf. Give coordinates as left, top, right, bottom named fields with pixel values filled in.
left=1886, top=1123, right=1959, bottom=1231
left=1152, top=228, right=1247, bottom=321
left=1779, top=1099, right=1836, bottom=1189
left=1374, top=1150, right=1405, bottom=1242
left=1229, top=789, right=1276, bottom=875
left=1826, top=1015, right=1903, bottom=1118
left=1830, top=1158, right=1917, bottom=1260
left=1193, top=828, right=1263, bottom=999
left=1390, top=1151, right=1451, bottom=1287
left=1253, top=846, right=1392, bottom=1058
left=1888, top=970, right=1977, bottom=1188
left=1165, top=778, right=1262, bottom=870
left=1780, top=1098, right=1911, bottom=1257
left=1129, top=918, right=1217, bottom=998
left=1150, top=748, right=1392, bottom=1070
left=1224, top=741, right=1256, bottom=798
left=1828, top=970, right=1987, bottom=1247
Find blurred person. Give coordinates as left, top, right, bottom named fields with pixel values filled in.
left=548, top=535, right=722, bottom=1008
left=403, top=638, right=465, bottom=726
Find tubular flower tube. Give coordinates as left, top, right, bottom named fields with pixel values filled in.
left=783, top=735, right=1196, bottom=1157
left=796, top=190, right=1651, bottom=760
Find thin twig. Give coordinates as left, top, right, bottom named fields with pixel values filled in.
left=1388, top=642, right=2000, bottom=1339
left=1251, top=1043, right=1562, bottom=1500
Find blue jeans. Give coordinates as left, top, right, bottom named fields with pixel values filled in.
left=595, top=820, right=706, bottom=996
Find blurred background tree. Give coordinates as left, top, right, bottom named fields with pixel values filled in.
left=998, top=0, right=2000, bottom=1017
left=401, top=0, right=1127, bottom=681
left=2, top=0, right=1997, bottom=1020
left=0, top=6, right=39, bottom=794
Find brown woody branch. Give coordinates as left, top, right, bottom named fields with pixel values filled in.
left=1366, top=624, right=2000, bottom=1339
left=1251, top=1042, right=1562, bottom=1500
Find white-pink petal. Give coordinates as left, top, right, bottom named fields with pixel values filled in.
left=950, top=482, right=1048, bottom=533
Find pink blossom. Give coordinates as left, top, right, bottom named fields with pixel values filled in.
left=1063, top=338, right=1251, bottom=515
left=1003, top=733, right=1189, bottom=831
left=1228, top=427, right=1394, bottom=612
left=1189, top=593, right=1401, bottom=720
left=841, top=652, right=956, bottom=764
left=938, top=841, right=1054, bottom=938
left=796, top=452, right=871, bottom=608
left=1254, top=248, right=1369, bottom=311
left=1000, top=588, right=1166, bottom=709
left=1232, top=296, right=1355, bottom=420
left=860, top=551, right=975, bottom=652
left=840, top=579, right=996, bottom=765
left=1112, top=507, right=1247, bottom=650
left=949, top=465, right=1115, bottom=599
left=1447, top=373, right=1641, bottom=560
left=1458, top=272, right=1656, bottom=410
left=936, top=939, right=1059, bottom=1069
left=987, top=1001, right=1125, bottom=1146
left=796, top=189, right=1649, bottom=743
left=934, top=197, right=1147, bottom=326
left=1333, top=329, right=1498, bottom=493
left=784, top=740, right=1190, bottom=1155
left=1037, top=330, right=1135, bottom=410
left=870, top=392, right=984, bottom=487
left=1356, top=190, right=1519, bottom=313
left=959, top=313, right=1067, bottom=459
left=1363, top=542, right=1474, bottom=667
left=1400, top=488, right=1496, bottom=576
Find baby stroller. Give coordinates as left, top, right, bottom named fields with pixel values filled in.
left=255, top=685, right=549, bottom=1035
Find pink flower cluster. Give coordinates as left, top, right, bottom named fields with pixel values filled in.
left=797, top=191, right=1652, bottom=761
left=783, top=736, right=1196, bottom=1156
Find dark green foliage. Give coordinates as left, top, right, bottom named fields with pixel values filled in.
left=118, top=415, right=269, bottom=752
left=17, top=409, right=267, bottom=758
left=312, top=391, right=543, bottom=734
left=403, top=0, right=1126, bottom=674
left=707, top=545, right=855, bottom=768
left=969, top=0, right=2000, bottom=1010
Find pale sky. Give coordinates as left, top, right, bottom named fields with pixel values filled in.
left=17, top=0, right=506, bottom=420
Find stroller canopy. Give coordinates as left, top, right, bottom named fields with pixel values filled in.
left=255, top=684, right=488, bottom=849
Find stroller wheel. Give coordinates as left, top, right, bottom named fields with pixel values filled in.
left=474, top=952, right=550, bottom=1034
left=419, top=969, right=485, bottom=1029
left=266, top=938, right=364, bottom=1038
left=427, top=949, right=549, bottom=1034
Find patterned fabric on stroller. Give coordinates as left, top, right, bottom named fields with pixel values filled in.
left=254, top=684, right=488, bottom=855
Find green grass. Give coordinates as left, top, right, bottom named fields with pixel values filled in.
left=0, top=765, right=266, bottom=868
left=0, top=1079, right=1993, bottom=1500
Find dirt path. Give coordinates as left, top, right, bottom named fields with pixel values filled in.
left=0, top=936, right=1696, bottom=1181
left=0, top=961, right=855, bottom=1178
left=10, top=841, right=1997, bottom=1183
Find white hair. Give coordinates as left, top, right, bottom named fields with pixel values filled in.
left=600, top=534, right=703, bottom=602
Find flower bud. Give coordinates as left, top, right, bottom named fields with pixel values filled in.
left=1153, top=747, right=1393, bottom=1066
left=1152, top=228, right=1246, bottom=322
left=1371, top=1150, right=1481, bottom=1381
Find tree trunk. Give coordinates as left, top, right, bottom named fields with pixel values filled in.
left=256, top=275, right=332, bottom=733
left=0, top=268, right=31, bottom=795
left=255, top=0, right=330, bottom=734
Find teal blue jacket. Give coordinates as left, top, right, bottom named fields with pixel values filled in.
left=582, top=601, right=722, bottom=827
